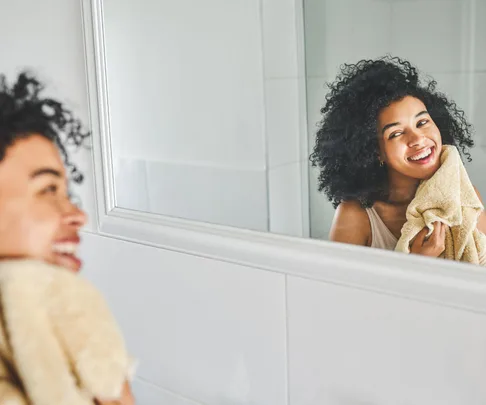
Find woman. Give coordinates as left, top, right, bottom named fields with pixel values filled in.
left=0, top=72, right=134, bottom=404
left=310, top=56, right=486, bottom=258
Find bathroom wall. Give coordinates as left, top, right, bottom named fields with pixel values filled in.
left=2, top=1, right=486, bottom=404
left=105, top=0, right=307, bottom=237
left=305, top=0, right=486, bottom=239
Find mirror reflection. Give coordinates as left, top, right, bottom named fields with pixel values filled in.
left=102, top=0, right=486, bottom=267
left=305, top=0, right=486, bottom=266
left=310, top=57, right=485, bottom=264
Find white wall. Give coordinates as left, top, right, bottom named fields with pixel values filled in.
left=105, top=0, right=306, bottom=237
left=305, top=0, right=486, bottom=240
left=3, top=1, right=486, bottom=404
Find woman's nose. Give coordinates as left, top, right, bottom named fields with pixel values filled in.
left=407, top=129, right=426, bottom=148
left=62, top=201, right=87, bottom=229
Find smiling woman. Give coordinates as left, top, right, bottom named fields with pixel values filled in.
left=309, top=56, right=486, bottom=262
left=0, top=73, right=90, bottom=271
left=0, top=72, right=136, bottom=404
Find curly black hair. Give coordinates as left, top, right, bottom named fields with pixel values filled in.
left=0, top=71, right=90, bottom=184
left=309, top=55, right=474, bottom=209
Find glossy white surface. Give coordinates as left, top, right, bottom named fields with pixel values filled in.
left=98, top=0, right=307, bottom=233
left=265, top=79, right=301, bottom=168
left=132, top=379, right=203, bottom=405
left=287, top=275, right=486, bottom=405
left=80, top=232, right=288, bottom=405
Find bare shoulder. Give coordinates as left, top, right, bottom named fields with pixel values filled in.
left=472, top=185, right=486, bottom=234
left=329, top=200, right=371, bottom=246
left=473, top=185, right=483, bottom=203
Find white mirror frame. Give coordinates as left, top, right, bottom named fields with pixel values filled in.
left=81, top=0, right=486, bottom=313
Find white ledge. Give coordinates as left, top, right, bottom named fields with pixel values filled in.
left=83, top=207, right=486, bottom=315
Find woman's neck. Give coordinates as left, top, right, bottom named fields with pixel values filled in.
left=387, top=171, right=420, bottom=205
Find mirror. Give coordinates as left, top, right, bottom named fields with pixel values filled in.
left=100, top=0, right=486, bottom=266
left=103, top=0, right=308, bottom=236
left=304, top=0, right=486, bottom=242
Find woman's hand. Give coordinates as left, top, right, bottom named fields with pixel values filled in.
left=410, top=221, right=446, bottom=257
left=95, top=381, right=135, bottom=405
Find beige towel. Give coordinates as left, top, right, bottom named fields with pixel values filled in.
left=395, top=145, right=486, bottom=265
left=0, top=259, right=136, bottom=405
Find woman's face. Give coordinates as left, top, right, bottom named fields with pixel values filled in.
left=0, top=134, right=86, bottom=272
left=377, top=96, right=442, bottom=181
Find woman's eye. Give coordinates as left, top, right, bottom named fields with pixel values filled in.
left=417, top=119, right=429, bottom=127
left=41, top=184, right=58, bottom=194
left=389, top=132, right=402, bottom=139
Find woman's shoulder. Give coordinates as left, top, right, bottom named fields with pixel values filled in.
left=329, top=200, right=371, bottom=246
left=336, top=200, right=368, bottom=213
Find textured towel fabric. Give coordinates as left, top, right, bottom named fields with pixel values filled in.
left=0, top=259, right=136, bottom=405
left=395, top=145, right=486, bottom=266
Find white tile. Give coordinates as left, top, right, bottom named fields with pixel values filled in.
left=391, top=0, right=466, bottom=73
left=431, top=72, right=472, bottom=114
left=474, top=0, right=486, bottom=71
left=305, top=77, right=337, bottom=240
left=268, top=162, right=303, bottom=236
left=472, top=73, right=486, bottom=148
left=104, top=0, right=266, bottom=169
left=145, top=160, right=268, bottom=231
left=304, top=0, right=392, bottom=77
left=302, top=0, right=327, bottom=77
left=113, top=157, right=150, bottom=213
left=132, top=379, right=202, bottom=405
left=261, top=0, right=299, bottom=78
left=297, top=76, right=311, bottom=163
left=308, top=165, right=335, bottom=240
left=266, top=79, right=301, bottom=167
left=466, top=147, right=486, bottom=199
left=80, top=232, right=288, bottom=405
left=305, top=77, right=330, bottom=155
left=287, top=276, right=486, bottom=405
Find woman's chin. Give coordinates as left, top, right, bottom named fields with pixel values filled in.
left=48, top=254, right=82, bottom=273
left=412, top=165, right=440, bottom=180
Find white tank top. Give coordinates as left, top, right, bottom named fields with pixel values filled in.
left=365, top=207, right=398, bottom=251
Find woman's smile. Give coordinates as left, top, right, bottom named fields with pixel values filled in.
left=406, top=146, right=437, bottom=166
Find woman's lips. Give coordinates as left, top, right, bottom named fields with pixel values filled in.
left=51, top=237, right=82, bottom=272
left=407, top=146, right=435, bottom=165
left=53, top=253, right=82, bottom=272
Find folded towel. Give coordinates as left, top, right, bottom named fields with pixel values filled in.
left=395, top=145, right=486, bottom=265
left=0, top=259, right=136, bottom=405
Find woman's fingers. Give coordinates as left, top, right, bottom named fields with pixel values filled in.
left=429, top=221, right=446, bottom=252
left=413, top=227, right=428, bottom=247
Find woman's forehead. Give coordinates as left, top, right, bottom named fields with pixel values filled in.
left=0, top=135, right=65, bottom=178
left=379, top=97, right=426, bottom=119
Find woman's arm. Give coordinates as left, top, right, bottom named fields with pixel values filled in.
left=329, top=201, right=371, bottom=246
left=473, top=186, right=486, bottom=234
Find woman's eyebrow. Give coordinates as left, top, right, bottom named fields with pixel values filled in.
left=415, top=110, right=428, bottom=118
left=29, top=167, right=62, bottom=179
left=381, top=121, right=400, bottom=135
left=381, top=110, right=429, bottom=134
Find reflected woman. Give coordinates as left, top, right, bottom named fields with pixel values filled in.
left=310, top=56, right=486, bottom=258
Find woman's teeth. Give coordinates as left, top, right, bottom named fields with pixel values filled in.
left=52, top=243, right=78, bottom=255
left=409, top=148, right=432, bottom=161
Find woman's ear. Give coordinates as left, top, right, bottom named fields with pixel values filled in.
left=377, top=153, right=385, bottom=166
